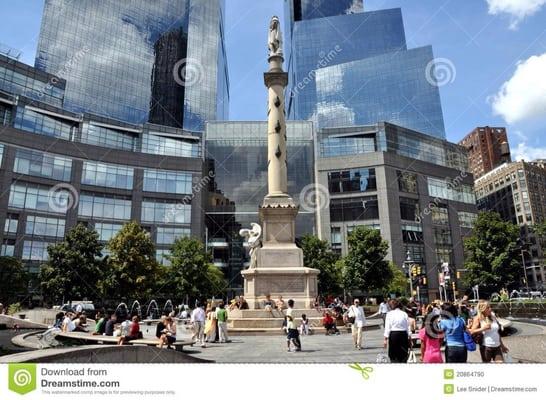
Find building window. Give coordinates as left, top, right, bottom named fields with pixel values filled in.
left=402, top=223, right=423, bottom=243
left=400, top=197, right=420, bottom=221
left=405, top=244, right=425, bottom=263
left=397, top=171, right=418, bottom=193
left=82, top=161, right=133, bottom=190
left=142, top=133, right=200, bottom=158
left=0, top=143, right=4, bottom=165
left=328, top=168, right=376, bottom=193
left=22, top=240, right=53, bottom=261
left=156, top=227, right=190, bottom=245
left=458, top=211, right=477, bottom=228
left=14, top=107, right=74, bottom=140
left=94, top=223, right=123, bottom=242
left=156, top=249, right=172, bottom=266
left=78, top=193, right=131, bottom=220
left=0, top=103, right=13, bottom=126
left=431, top=205, right=449, bottom=225
left=142, top=199, right=191, bottom=224
left=4, top=214, right=19, bottom=234
left=143, top=169, right=192, bottom=194
left=329, top=196, right=379, bottom=222
left=427, top=177, right=475, bottom=204
left=320, top=135, right=376, bottom=157
left=14, top=148, right=72, bottom=181
left=25, top=215, right=65, bottom=238
left=330, top=227, right=342, bottom=253
left=1, top=239, right=15, bottom=256
left=80, top=123, right=136, bottom=151
left=8, top=183, right=68, bottom=214
left=434, top=227, right=453, bottom=245
left=435, top=247, right=453, bottom=265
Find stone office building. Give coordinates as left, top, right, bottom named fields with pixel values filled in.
left=317, top=122, right=478, bottom=301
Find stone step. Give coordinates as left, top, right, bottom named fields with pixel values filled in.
left=229, top=317, right=324, bottom=329
left=228, top=309, right=323, bottom=319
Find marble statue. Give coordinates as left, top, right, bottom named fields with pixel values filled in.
left=239, top=223, right=262, bottom=269
left=268, top=16, right=283, bottom=57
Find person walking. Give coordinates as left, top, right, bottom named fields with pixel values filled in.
left=216, top=303, right=230, bottom=343
left=419, top=305, right=444, bottom=363
left=205, top=306, right=218, bottom=343
left=285, top=299, right=301, bottom=352
left=348, top=299, right=366, bottom=350
left=439, top=303, right=469, bottom=363
left=470, top=300, right=508, bottom=363
left=383, top=299, right=411, bottom=363
left=379, top=298, right=390, bottom=326
left=191, top=302, right=206, bottom=347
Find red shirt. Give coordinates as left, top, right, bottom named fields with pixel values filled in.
left=129, top=321, right=140, bottom=337
left=323, top=314, right=333, bottom=325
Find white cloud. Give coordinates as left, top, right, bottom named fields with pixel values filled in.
left=486, top=0, right=546, bottom=29
left=512, top=140, right=546, bottom=161
left=490, top=52, right=546, bottom=124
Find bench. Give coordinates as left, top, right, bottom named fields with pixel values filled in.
left=56, top=332, right=194, bottom=351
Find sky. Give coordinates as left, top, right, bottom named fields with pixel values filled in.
left=0, top=0, right=545, bottom=160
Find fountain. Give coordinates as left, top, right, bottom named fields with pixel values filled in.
left=163, top=299, right=173, bottom=316
left=145, top=300, right=159, bottom=320
left=129, top=300, right=141, bottom=319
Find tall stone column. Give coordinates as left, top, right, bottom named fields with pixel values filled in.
left=264, top=55, right=289, bottom=199
left=241, top=16, right=319, bottom=310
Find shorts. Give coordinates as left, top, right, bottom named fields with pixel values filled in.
left=166, top=336, right=176, bottom=344
left=484, top=346, right=504, bottom=362
left=287, top=328, right=299, bottom=340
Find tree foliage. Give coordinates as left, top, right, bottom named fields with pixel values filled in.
left=386, top=262, right=408, bottom=297
left=463, top=211, right=521, bottom=293
left=0, top=256, right=28, bottom=304
left=342, top=226, right=393, bottom=293
left=39, top=223, right=103, bottom=303
left=104, top=221, right=164, bottom=301
left=165, top=237, right=226, bottom=300
left=300, top=234, right=342, bottom=295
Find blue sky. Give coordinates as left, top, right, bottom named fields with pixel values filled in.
left=1, top=0, right=545, bottom=160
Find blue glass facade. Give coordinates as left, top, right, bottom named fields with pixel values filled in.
left=315, top=46, right=446, bottom=136
left=284, top=3, right=447, bottom=139
left=35, top=0, right=229, bottom=131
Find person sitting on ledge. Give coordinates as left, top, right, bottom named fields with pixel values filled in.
left=156, top=315, right=167, bottom=339
left=92, top=311, right=106, bottom=335
left=238, top=296, right=249, bottom=310
left=322, top=311, right=339, bottom=336
left=263, top=294, right=275, bottom=311
left=118, top=315, right=141, bottom=345
left=104, top=313, right=116, bottom=336
left=157, top=316, right=177, bottom=349
left=228, top=297, right=239, bottom=311
left=73, top=312, right=89, bottom=332
left=276, top=295, right=286, bottom=311
left=62, top=312, right=76, bottom=333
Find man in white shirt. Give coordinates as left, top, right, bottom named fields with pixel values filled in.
left=61, top=312, right=76, bottom=333
left=285, top=299, right=301, bottom=352
left=378, top=298, right=390, bottom=326
left=348, top=299, right=366, bottom=350
left=190, top=303, right=206, bottom=347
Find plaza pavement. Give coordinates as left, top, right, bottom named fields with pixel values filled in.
left=186, top=321, right=546, bottom=363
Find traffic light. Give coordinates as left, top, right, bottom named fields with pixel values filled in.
left=456, top=271, right=461, bottom=279
left=422, top=277, right=427, bottom=285
left=452, top=282, right=456, bottom=291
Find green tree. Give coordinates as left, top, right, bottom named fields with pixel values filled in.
left=342, top=226, right=393, bottom=293
left=463, top=211, right=521, bottom=293
left=39, top=223, right=103, bottom=304
left=300, top=235, right=342, bottom=295
left=166, top=237, right=226, bottom=301
left=386, top=262, right=408, bottom=296
left=0, top=256, right=28, bottom=304
left=104, top=221, right=164, bottom=300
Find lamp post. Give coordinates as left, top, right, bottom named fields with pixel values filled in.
left=403, top=250, right=414, bottom=298
left=520, top=248, right=531, bottom=292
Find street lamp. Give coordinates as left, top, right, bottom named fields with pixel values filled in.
left=518, top=238, right=531, bottom=291
left=403, top=250, right=414, bottom=298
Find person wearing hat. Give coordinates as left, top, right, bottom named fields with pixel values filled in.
left=348, top=298, right=366, bottom=350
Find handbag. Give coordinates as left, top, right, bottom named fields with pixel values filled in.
left=464, top=331, right=476, bottom=351
left=407, top=350, right=417, bottom=363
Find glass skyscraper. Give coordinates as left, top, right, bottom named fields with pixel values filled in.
left=35, top=0, right=229, bottom=131
left=284, top=1, right=446, bottom=139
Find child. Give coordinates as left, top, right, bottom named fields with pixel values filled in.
left=299, top=313, right=310, bottom=335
